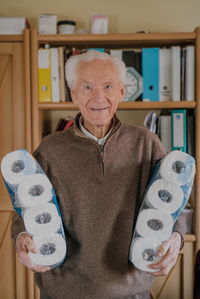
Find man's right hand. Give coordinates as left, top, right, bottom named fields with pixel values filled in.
left=17, top=233, right=51, bottom=272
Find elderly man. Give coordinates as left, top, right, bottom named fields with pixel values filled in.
left=12, top=50, right=185, bottom=299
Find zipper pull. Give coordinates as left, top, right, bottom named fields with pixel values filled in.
left=101, top=151, right=104, bottom=163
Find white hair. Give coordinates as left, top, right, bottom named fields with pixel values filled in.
left=65, top=50, right=126, bottom=90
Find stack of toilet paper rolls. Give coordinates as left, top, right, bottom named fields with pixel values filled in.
left=1, top=149, right=66, bottom=268
left=129, top=150, right=195, bottom=272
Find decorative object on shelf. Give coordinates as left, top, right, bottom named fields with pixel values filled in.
left=39, top=14, right=57, bottom=35
left=57, top=20, right=76, bottom=34
left=90, top=15, right=108, bottom=34
left=123, top=66, right=143, bottom=102
left=110, top=49, right=143, bottom=102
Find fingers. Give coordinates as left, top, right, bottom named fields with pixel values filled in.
left=17, top=233, right=50, bottom=273
left=21, top=235, right=37, bottom=253
left=150, top=249, right=177, bottom=276
left=148, top=233, right=181, bottom=276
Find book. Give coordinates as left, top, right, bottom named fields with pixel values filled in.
left=171, top=46, right=181, bottom=101
left=50, top=48, right=60, bottom=103
left=159, top=48, right=172, bottom=101
left=58, top=47, right=66, bottom=102
left=110, top=50, right=123, bottom=59
left=187, top=112, right=195, bottom=156
left=158, top=114, right=171, bottom=153
left=38, top=49, right=52, bottom=102
left=63, top=119, right=74, bottom=130
left=171, top=109, right=187, bottom=152
left=142, top=48, right=159, bottom=101
left=181, top=48, right=186, bottom=100
left=55, top=119, right=67, bottom=131
left=185, top=45, right=195, bottom=101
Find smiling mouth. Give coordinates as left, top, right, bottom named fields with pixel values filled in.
left=90, top=107, right=108, bottom=111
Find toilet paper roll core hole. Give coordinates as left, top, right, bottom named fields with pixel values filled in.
left=172, top=161, right=186, bottom=174
left=40, top=242, right=56, bottom=255
left=35, top=212, right=51, bottom=224
left=147, top=219, right=164, bottom=231
left=142, top=248, right=157, bottom=262
left=11, top=160, right=25, bottom=173
left=28, top=185, right=44, bottom=197
left=158, top=190, right=172, bottom=203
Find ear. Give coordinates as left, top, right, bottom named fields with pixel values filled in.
left=70, top=90, right=78, bottom=104
left=119, top=84, right=125, bottom=103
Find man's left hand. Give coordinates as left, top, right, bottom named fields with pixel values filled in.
left=149, top=231, right=182, bottom=276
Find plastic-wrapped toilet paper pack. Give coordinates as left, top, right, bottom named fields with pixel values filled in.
left=1, top=149, right=37, bottom=185
left=144, top=150, right=195, bottom=221
left=129, top=237, right=163, bottom=272
left=135, top=208, right=174, bottom=241
left=145, top=179, right=184, bottom=215
left=23, top=203, right=61, bottom=235
left=29, top=233, right=66, bottom=266
left=1, top=149, right=67, bottom=268
left=129, top=150, right=195, bottom=272
left=18, top=173, right=53, bottom=208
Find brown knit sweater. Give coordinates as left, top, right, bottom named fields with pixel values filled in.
left=11, top=113, right=186, bottom=299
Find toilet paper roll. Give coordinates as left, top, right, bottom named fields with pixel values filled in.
left=129, top=237, right=162, bottom=272
left=135, top=208, right=173, bottom=241
left=17, top=173, right=53, bottom=208
left=145, top=178, right=184, bottom=214
left=24, top=203, right=61, bottom=235
left=29, top=233, right=66, bottom=266
left=1, top=149, right=37, bottom=185
left=159, top=150, right=195, bottom=186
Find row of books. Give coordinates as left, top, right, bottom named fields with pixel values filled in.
left=111, top=47, right=195, bottom=102
left=38, top=46, right=195, bottom=103
left=55, top=117, right=74, bottom=131
left=144, top=109, right=195, bottom=155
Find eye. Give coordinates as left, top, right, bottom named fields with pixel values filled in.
left=83, top=84, right=92, bottom=92
left=105, top=84, right=112, bottom=89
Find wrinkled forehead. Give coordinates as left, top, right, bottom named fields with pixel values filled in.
left=76, top=59, right=120, bottom=81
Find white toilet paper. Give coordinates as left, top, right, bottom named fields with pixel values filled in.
left=135, top=208, right=173, bottom=241
left=129, top=237, right=162, bottom=272
left=24, top=203, right=61, bottom=235
left=17, top=173, right=53, bottom=208
left=159, top=150, right=195, bottom=186
left=129, top=150, right=195, bottom=272
left=145, top=178, right=184, bottom=214
left=29, top=233, right=66, bottom=266
left=1, top=149, right=37, bottom=185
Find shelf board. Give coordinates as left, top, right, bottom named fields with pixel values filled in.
left=0, top=34, right=24, bottom=42
left=38, top=101, right=196, bottom=110
left=36, top=32, right=196, bottom=48
left=184, top=234, right=196, bottom=242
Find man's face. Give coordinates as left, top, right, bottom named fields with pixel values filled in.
left=71, top=59, right=125, bottom=128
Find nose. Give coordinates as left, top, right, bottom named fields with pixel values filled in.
left=92, top=87, right=105, bottom=102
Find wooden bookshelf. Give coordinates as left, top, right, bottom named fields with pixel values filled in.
left=37, top=100, right=196, bottom=110
left=31, top=28, right=200, bottom=249
left=29, top=26, right=200, bottom=299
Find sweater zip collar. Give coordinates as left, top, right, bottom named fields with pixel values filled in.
left=73, top=112, right=121, bottom=141
left=73, top=113, right=121, bottom=177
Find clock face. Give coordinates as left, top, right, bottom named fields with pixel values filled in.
left=123, top=67, right=143, bottom=102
